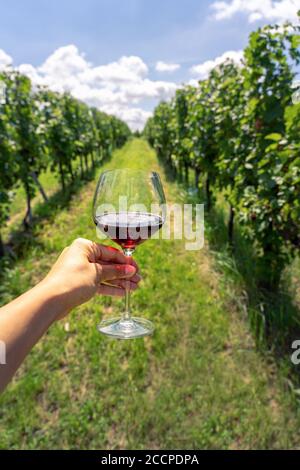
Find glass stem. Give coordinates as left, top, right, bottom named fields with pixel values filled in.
left=122, top=248, right=135, bottom=322
left=124, top=281, right=131, bottom=321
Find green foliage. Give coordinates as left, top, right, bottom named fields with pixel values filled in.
left=0, top=74, right=18, bottom=232
left=1, top=139, right=299, bottom=449
left=0, top=72, right=130, bottom=248
left=145, top=21, right=300, bottom=290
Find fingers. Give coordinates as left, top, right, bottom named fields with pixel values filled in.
left=104, top=278, right=140, bottom=290
left=99, top=263, right=136, bottom=282
left=95, top=244, right=128, bottom=263
left=99, top=255, right=138, bottom=272
left=97, top=282, right=137, bottom=297
left=123, top=254, right=139, bottom=272
left=71, top=239, right=138, bottom=271
left=97, top=285, right=126, bottom=297
left=98, top=270, right=141, bottom=284
left=93, top=243, right=138, bottom=270
left=126, top=273, right=141, bottom=284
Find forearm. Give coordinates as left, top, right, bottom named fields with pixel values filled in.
left=0, top=280, right=65, bottom=392
left=0, top=239, right=139, bottom=393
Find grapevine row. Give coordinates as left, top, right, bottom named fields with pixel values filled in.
left=0, top=70, right=130, bottom=255
left=144, top=21, right=300, bottom=290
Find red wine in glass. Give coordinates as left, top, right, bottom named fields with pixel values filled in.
left=92, top=168, right=166, bottom=339
left=94, top=211, right=163, bottom=251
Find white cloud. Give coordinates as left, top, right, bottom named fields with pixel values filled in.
left=122, top=79, right=177, bottom=103
left=211, top=0, right=299, bottom=24
left=155, top=61, right=180, bottom=73
left=80, top=55, right=148, bottom=86
left=190, top=50, right=243, bottom=80
left=4, top=45, right=178, bottom=130
left=72, top=85, right=127, bottom=107
left=0, top=49, right=13, bottom=70
left=17, top=63, right=46, bottom=87
left=39, top=45, right=90, bottom=77
left=187, top=79, right=200, bottom=87
left=103, top=105, right=152, bottom=131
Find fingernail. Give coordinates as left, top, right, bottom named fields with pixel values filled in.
left=125, top=265, right=136, bottom=276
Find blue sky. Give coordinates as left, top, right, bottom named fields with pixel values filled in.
left=0, top=0, right=298, bottom=128
left=0, top=1, right=255, bottom=74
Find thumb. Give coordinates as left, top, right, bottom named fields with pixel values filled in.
left=100, top=263, right=136, bottom=282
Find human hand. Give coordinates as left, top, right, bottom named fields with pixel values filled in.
left=42, top=238, right=140, bottom=319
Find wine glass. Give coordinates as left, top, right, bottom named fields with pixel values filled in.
left=93, top=168, right=166, bottom=339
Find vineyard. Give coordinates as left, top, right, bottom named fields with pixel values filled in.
left=1, top=9, right=300, bottom=450
left=0, top=70, right=130, bottom=255
left=144, top=21, right=300, bottom=344
left=2, top=138, right=300, bottom=449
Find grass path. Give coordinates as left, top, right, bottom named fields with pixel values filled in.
left=0, top=138, right=299, bottom=449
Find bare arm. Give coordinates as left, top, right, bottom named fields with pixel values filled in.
left=0, top=238, right=140, bottom=392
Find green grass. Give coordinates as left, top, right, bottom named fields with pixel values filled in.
left=0, top=138, right=300, bottom=449
left=3, top=154, right=93, bottom=243
left=10, top=170, right=58, bottom=216
left=3, top=169, right=59, bottom=240
left=191, top=184, right=300, bottom=352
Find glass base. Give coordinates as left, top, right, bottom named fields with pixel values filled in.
left=97, top=316, right=154, bottom=339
